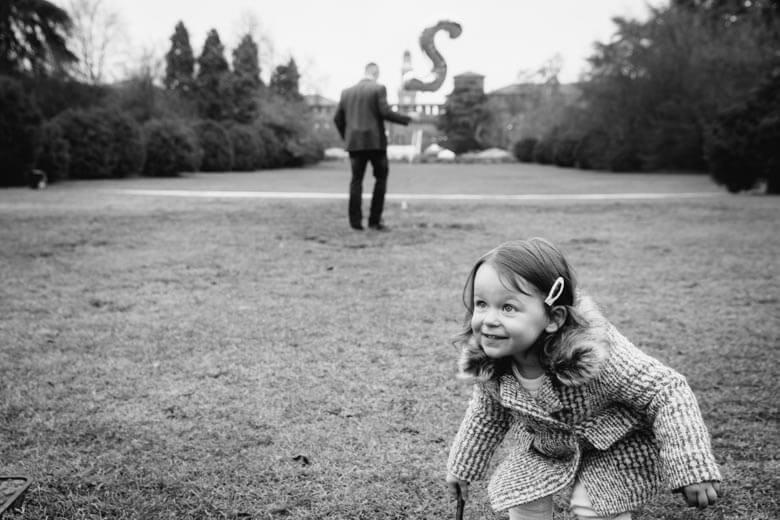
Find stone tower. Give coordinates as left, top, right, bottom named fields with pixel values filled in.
left=398, top=50, right=416, bottom=106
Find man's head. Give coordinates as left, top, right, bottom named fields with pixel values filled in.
left=364, top=62, right=380, bottom=80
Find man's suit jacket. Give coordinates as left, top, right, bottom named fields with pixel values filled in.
left=333, top=79, right=411, bottom=151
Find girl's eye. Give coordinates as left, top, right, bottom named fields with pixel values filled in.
left=474, top=300, right=487, bottom=310
left=502, top=304, right=516, bottom=313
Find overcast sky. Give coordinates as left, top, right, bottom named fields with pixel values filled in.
left=55, top=0, right=658, bottom=103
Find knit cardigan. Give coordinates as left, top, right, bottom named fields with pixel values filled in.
left=447, top=296, right=721, bottom=514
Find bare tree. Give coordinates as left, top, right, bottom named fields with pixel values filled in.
left=298, top=54, right=330, bottom=96
left=515, top=54, right=565, bottom=84
left=537, top=53, right=564, bottom=84
left=126, top=44, right=164, bottom=85
left=67, top=0, right=125, bottom=83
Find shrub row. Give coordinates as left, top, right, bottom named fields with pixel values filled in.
left=141, top=118, right=323, bottom=176
left=1, top=76, right=324, bottom=185
left=512, top=130, right=642, bottom=173
left=53, top=107, right=146, bottom=179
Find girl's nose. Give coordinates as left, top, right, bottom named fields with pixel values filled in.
left=484, top=308, right=500, bottom=326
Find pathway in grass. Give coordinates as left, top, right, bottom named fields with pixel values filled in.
left=112, top=188, right=725, bottom=201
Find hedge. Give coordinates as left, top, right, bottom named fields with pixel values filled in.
left=194, top=120, right=233, bottom=172
left=143, top=119, right=202, bottom=176
left=228, top=124, right=260, bottom=171
left=0, top=76, right=42, bottom=186
left=35, top=120, right=70, bottom=183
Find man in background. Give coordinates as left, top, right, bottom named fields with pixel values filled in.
left=334, top=62, right=415, bottom=231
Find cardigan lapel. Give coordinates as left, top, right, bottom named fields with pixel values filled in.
left=536, top=376, right=564, bottom=414
left=498, top=374, right=565, bottom=426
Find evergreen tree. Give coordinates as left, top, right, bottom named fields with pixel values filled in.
left=195, top=28, right=231, bottom=120
left=708, top=65, right=780, bottom=193
left=437, top=80, right=490, bottom=154
left=0, top=0, right=77, bottom=75
left=269, top=57, right=302, bottom=101
left=231, top=33, right=261, bottom=122
left=232, top=34, right=261, bottom=87
left=570, top=2, right=780, bottom=172
left=164, top=21, right=194, bottom=94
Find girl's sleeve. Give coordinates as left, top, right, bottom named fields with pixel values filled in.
left=447, top=382, right=510, bottom=482
left=598, top=330, right=722, bottom=490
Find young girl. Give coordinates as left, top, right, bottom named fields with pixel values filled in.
left=446, top=238, right=721, bottom=520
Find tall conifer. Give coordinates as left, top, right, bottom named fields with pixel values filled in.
left=269, top=58, right=302, bottom=101
left=232, top=34, right=261, bottom=87
left=195, top=29, right=231, bottom=119
left=231, top=34, right=261, bottom=122
left=164, top=21, right=194, bottom=94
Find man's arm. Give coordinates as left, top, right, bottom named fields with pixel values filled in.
left=375, top=85, right=411, bottom=125
left=333, top=96, right=346, bottom=139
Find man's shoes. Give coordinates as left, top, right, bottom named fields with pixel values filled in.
left=350, top=224, right=364, bottom=231
left=368, top=223, right=390, bottom=232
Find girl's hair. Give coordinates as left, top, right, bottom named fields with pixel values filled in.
left=455, top=237, right=585, bottom=381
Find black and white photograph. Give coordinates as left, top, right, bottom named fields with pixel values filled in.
left=1, top=0, right=778, bottom=518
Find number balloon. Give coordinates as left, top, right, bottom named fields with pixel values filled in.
left=403, top=20, right=462, bottom=92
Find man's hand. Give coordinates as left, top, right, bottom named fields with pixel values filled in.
left=681, top=481, right=720, bottom=508
left=446, top=473, right=469, bottom=502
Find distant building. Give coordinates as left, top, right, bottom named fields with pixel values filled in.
left=485, top=80, right=582, bottom=147
left=304, top=94, right=340, bottom=147
left=387, top=50, right=447, bottom=151
left=306, top=53, right=582, bottom=152
left=487, top=80, right=581, bottom=117
left=398, top=50, right=416, bottom=106
left=305, top=93, right=337, bottom=123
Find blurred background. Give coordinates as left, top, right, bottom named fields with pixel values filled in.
left=1, top=0, right=778, bottom=192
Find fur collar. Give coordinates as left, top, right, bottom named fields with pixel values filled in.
left=546, top=294, right=611, bottom=386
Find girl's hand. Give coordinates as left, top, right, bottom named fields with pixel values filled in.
left=445, top=473, right=469, bottom=502
left=681, top=481, right=720, bottom=508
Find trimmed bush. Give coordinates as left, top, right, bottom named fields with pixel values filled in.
left=35, top=120, right=70, bottom=183
left=194, top=120, right=233, bottom=172
left=53, top=108, right=117, bottom=179
left=254, top=93, right=323, bottom=169
left=553, top=137, right=578, bottom=168
left=228, top=124, right=259, bottom=171
left=143, top=119, right=202, bottom=176
left=254, top=123, right=285, bottom=169
left=104, top=110, right=145, bottom=177
left=574, top=130, right=610, bottom=170
left=532, top=137, right=555, bottom=165
left=0, top=76, right=43, bottom=186
left=54, top=107, right=145, bottom=179
left=608, top=146, right=642, bottom=173
left=281, top=133, right=324, bottom=167
left=512, top=138, right=537, bottom=162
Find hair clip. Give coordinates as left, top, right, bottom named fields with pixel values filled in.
left=544, top=277, right=565, bottom=306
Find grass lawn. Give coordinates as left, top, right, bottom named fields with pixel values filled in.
left=0, top=163, right=777, bottom=519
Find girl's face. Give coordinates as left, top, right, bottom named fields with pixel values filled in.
left=471, top=263, right=552, bottom=371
